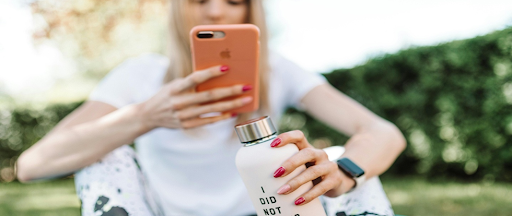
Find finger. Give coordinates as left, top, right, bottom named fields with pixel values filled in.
left=170, top=65, right=229, bottom=93
left=171, top=84, right=248, bottom=110
left=273, top=148, right=328, bottom=178
left=271, top=130, right=311, bottom=150
left=180, top=113, right=233, bottom=129
left=293, top=178, right=339, bottom=206
left=276, top=162, right=331, bottom=195
left=174, top=96, right=253, bottom=120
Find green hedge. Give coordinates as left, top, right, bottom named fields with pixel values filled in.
left=284, top=27, right=512, bottom=181
left=0, top=102, right=82, bottom=182
left=1, top=27, right=512, bottom=182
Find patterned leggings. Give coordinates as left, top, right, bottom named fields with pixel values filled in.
left=75, top=145, right=395, bottom=216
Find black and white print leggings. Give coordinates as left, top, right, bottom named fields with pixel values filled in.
left=75, top=145, right=395, bottom=216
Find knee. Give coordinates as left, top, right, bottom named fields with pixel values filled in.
left=94, top=195, right=130, bottom=216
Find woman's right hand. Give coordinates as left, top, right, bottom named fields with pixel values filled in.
left=137, top=65, right=252, bottom=130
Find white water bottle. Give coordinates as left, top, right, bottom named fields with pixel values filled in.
left=235, top=116, right=326, bottom=216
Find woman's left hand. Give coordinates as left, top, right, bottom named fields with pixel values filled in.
left=270, top=130, right=356, bottom=205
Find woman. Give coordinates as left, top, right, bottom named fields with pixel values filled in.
left=16, top=0, right=406, bottom=215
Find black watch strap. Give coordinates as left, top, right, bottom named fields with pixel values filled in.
left=336, top=158, right=366, bottom=192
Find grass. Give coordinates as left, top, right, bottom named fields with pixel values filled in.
left=383, top=177, right=512, bottom=216
left=0, top=178, right=79, bottom=216
left=1, top=177, right=511, bottom=216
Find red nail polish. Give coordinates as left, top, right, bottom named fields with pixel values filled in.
left=231, top=113, right=238, bottom=117
left=270, top=138, right=281, bottom=147
left=220, top=65, right=229, bottom=72
left=273, top=167, right=285, bottom=178
left=242, top=85, right=253, bottom=92
left=295, top=197, right=305, bottom=205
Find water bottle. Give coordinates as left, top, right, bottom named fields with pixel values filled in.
left=235, top=116, right=326, bottom=216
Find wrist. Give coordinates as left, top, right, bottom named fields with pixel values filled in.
left=335, top=157, right=366, bottom=193
left=325, top=168, right=356, bottom=197
left=131, top=103, right=155, bottom=135
left=339, top=170, right=356, bottom=193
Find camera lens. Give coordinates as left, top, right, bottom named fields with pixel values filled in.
left=197, top=31, right=214, bottom=38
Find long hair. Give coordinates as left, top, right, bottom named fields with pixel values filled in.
left=164, top=0, right=270, bottom=123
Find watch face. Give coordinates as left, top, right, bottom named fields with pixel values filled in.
left=337, top=158, right=365, bottom=178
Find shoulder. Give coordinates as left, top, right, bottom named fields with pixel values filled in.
left=107, top=53, right=169, bottom=80
left=267, top=50, right=327, bottom=109
left=268, top=50, right=313, bottom=77
left=121, top=53, right=169, bottom=70
left=88, top=53, right=169, bottom=108
left=269, top=50, right=297, bottom=71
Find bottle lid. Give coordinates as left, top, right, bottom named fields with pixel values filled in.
left=235, top=116, right=277, bottom=143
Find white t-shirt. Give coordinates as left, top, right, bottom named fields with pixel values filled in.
left=89, top=52, right=327, bottom=216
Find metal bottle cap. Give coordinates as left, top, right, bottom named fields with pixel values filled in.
left=235, top=116, right=277, bottom=143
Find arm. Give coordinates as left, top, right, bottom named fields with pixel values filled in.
left=301, top=83, right=406, bottom=180
left=16, top=102, right=145, bottom=182
left=271, top=83, right=406, bottom=205
left=16, top=65, right=252, bottom=182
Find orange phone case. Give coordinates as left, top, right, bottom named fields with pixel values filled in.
left=190, top=24, right=260, bottom=113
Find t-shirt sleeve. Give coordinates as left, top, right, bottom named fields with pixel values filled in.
left=271, top=52, right=327, bottom=110
left=88, top=58, right=142, bottom=108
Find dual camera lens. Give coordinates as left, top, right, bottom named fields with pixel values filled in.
left=197, top=31, right=225, bottom=39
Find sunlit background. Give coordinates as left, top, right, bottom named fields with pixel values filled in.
left=1, top=0, right=512, bottom=215
left=2, top=0, right=512, bottom=105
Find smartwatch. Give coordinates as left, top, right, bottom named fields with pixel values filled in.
left=336, top=157, right=366, bottom=193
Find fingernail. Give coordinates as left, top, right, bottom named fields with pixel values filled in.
left=277, top=184, right=290, bottom=194
left=242, top=85, right=253, bottom=92
left=273, top=167, right=285, bottom=178
left=231, top=113, right=238, bottom=117
left=295, top=197, right=305, bottom=205
left=220, top=65, right=229, bottom=72
left=270, top=138, right=281, bottom=147
left=242, top=97, right=253, bottom=104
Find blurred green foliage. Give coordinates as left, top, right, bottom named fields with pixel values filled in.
left=0, top=102, right=82, bottom=182
left=282, top=27, right=512, bottom=181
left=2, top=27, right=512, bottom=182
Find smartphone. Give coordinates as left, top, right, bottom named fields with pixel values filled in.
left=190, top=24, right=260, bottom=113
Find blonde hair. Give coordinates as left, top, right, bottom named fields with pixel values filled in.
left=164, top=0, right=270, bottom=123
